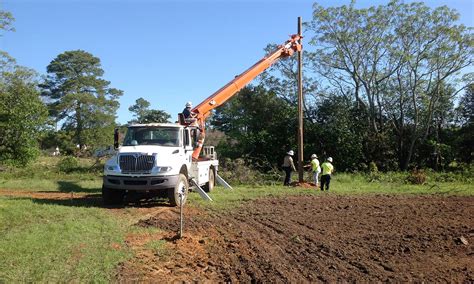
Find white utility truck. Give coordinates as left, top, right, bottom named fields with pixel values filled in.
left=102, top=34, right=302, bottom=206
left=102, top=123, right=217, bottom=205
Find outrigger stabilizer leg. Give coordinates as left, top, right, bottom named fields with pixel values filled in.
left=189, top=179, right=213, bottom=201
left=216, top=174, right=233, bottom=190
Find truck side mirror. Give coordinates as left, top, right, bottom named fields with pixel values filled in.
left=114, top=128, right=119, bottom=150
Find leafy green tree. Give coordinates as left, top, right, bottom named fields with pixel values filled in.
left=128, top=98, right=150, bottom=123
left=455, top=84, right=474, bottom=163
left=41, top=50, right=122, bottom=150
left=303, top=0, right=473, bottom=170
left=140, top=110, right=171, bottom=123
left=211, top=86, right=297, bottom=170
left=307, top=1, right=402, bottom=133
left=0, top=67, right=48, bottom=166
left=305, top=96, right=367, bottom=171
left=0, top=10, right=14, bottom=35
left=259, top=44, right=320, bottom=123
left=0, top=9, right=47, bottom=166
left=0, top=10, right=15, bottom=72
left=128, top=97, right=170, bottom=124
left=387, top=3, right=472, bottom=169
left=39, top=129, right=77, bottom=156
left=457, top=83, right=474, bottom=126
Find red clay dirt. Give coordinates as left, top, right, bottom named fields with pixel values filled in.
left=0, top=189, right=92, bottom=200
left=291, top=181, right=317, bottom=188
left=118, top=194, right=473, bottom=282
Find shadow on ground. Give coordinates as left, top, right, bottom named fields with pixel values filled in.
left=1, top=181, right=174, bottom=208
left=30, top=195, right=172, bottom=208
left=57, top=181, right=100, bottom=194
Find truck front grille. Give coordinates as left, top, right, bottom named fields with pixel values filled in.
left=119, top=154, right=155, bottom=174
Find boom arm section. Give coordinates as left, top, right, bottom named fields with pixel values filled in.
left=189, top=34, right=302, bottom=160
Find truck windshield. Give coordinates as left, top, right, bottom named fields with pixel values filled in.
left=123, top=127, right=181, bottom=147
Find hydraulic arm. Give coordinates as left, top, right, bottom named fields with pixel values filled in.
left=187, top=34, right=302, bottom=160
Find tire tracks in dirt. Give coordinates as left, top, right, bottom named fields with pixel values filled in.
left=117, top=194, right=473, bottom=282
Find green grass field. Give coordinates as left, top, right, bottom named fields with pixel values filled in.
left=0, top=156, right=472, bottom=281
left=0, top=197, right=129, bottom=282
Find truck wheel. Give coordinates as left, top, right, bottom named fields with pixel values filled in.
left=203, top=168, right=215, bottom=192
left=168, top=174, right=188, bottom=207
left=102, top=186, right=124, bottom=205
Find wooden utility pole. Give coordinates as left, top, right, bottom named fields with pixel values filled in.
left=297, top=16, right=304, bottom=182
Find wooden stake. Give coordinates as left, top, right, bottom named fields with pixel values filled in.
left=297, top=16, right=304, bottom=183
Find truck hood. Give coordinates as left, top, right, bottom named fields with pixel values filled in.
left=118, top=145, right=180, bottom=156
left=117, top=146, right=182, bottom=168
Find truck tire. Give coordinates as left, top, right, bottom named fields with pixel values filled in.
left=168, top=173, right=188, bottom=207
left=102, top=186, right=124, bottom=206
left=203, top=167, right=215, bottom=192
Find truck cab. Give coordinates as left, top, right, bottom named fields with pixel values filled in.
left=102, top=123, right=218, bottom=206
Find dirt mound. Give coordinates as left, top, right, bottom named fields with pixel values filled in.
left=290, top=181, right=317, bottom=188
left=118, top=195, right=473, bottom=282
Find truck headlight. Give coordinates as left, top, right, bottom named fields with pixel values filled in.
left=106, top=165, right=120, bottom=172
left=157, top=166, right=172, bottom=173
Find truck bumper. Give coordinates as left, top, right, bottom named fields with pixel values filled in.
left=103, top=174, right=179, bottom=191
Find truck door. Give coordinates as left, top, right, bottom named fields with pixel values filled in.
left=184, top=129, right=193, bottom=163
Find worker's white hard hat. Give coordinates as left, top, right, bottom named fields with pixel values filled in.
left=185, top=101, right=192, bottom=107
left=311, top=154, right=318, bottom=159
left=287, top=150, right=294, bottom=156
left=328, top=157, right=333, bottom=162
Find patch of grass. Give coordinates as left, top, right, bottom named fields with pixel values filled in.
left=331, top=173, right=473, bottom=195
left=145, top=240, right=168, bottom=257
left=129, top=226, right=161, bottom=235
left=189, top=185, right=311, bottom=210
left=0, top=179, right=102, bottom=193
left=189, top=173, right=473, bottom=210
left=0, top=156, right=103, bottom=192
left=0, top=197, right=130, bottom=282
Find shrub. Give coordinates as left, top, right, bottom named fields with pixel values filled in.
left=358, top=163, right=368, bottom=172
left=57, top=156, right=79, bottom=173
left=365, top=161, right=381, bottom=182
left=218, top=158, right=270, bottom=185
left=367, top=172, right=381, bottom=182
left=432, top=172, right=457, bottom=183
left=380, top=171, right=409, bottom=183
left=369, top=162, right=378, bottom=173
left=407, top=168, right=426, bottom=185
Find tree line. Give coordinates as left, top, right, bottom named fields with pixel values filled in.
left=212, top=0, right=473, bottom=172
left=1, top=1, right=472, bottom=172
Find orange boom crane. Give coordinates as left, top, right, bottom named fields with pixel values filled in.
left=184, top=34, right=302, bottom=160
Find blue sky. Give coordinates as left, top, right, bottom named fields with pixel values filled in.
left=2, top=0, right=473, bottom=125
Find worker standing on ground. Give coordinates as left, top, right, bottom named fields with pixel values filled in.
left=282, top=150, right=297, bottom=186
left=320, top=157, right=334, bottom=191
left=310, top=154, right=321, bottom=188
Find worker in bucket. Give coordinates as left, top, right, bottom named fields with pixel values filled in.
left=310, top=154, right=321, bottom=188
left=182, top=101, right=197, bottom=124
left=320, top=157, right=334, bottom=191
left=282, top=150, right=296, bottom=186
left=183, top=102, right=195, bottom=119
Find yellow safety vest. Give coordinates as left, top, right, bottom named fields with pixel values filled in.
left=321, top=162, right=334, bottom=175
left=311, top=159, right=320, bottom=172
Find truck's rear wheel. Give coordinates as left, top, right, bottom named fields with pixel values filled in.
left=168, top=174, right=188, bottom=207
left=102, top=186, right=124, bottom=205
left=203, top=167, right=215, bottom=192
